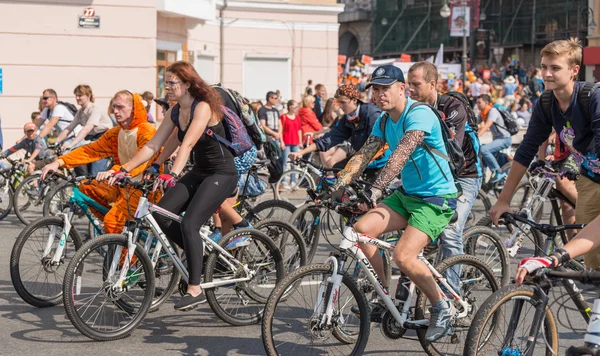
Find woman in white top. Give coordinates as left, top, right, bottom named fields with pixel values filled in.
left=55, top=85, right=114, bottom=175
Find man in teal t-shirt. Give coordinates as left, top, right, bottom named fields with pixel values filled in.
left=332, top=64, right=457, bottom=343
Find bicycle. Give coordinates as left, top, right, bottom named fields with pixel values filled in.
left=0, top=158, right=31, bottom=220
left=10, top=173, right=107, bottom=307
left=464, top=212, right=588, bottom=356
left=275, top=145, right=326, bottom=204
left=62, top=177, right=285, bottom=341
left=262, top=180, right=500, bottom=356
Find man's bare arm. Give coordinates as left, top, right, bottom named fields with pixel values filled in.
left=333, top=135, right=385, bottom=189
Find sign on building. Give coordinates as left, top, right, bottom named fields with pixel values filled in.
left=0, top=68, right=3, bottom=94
left=79, top=7, right=100, bottom=28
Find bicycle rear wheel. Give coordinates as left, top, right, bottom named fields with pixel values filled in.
left=261, top=263, right=369, bottom=356
left=415, top=254, right=500, bottom=356
left=464, top=284, right=558, bottom=356
left=203, top=228, right=284, bottom=326
left=63, top=234, right=154, bottom=341
left=10, top=216, right=83, bottom=307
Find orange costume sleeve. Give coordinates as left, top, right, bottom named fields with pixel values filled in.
left=59, top=127, right=120, bottom=168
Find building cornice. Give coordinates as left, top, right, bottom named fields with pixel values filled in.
left=215, top=0, right=344, bottom=15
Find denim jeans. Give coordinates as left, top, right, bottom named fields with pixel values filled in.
left=481, top=137, right=511, bottom=172
left=283, top=145, right=300, bottom=183
left=439, top=176, right=483, bottom=295
left=90, top=158, right=110, bottom=176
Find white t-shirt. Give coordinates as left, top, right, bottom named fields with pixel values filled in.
left=42, top=104, right=79, bottom=136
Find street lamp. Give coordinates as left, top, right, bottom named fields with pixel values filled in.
left=440, top=0, right=469, bottom=82
left=577, top=6, right=597, bottom=35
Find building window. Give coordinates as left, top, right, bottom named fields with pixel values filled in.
left=157, top=50, right=177, bottom=99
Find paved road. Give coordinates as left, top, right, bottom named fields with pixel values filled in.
left=0, top=199, right=593, bottom=356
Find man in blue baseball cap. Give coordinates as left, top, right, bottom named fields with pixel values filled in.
left=332, top=64, right=459, bottom=342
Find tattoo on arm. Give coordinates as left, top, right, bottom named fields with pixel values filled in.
left=334, top=135, right=385, bottom=189
left=374, top=130, right=425, bottom=189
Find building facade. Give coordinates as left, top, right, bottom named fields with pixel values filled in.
left=0, top=0, right=343, bottom=144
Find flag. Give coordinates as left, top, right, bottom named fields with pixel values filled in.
left=425, top=55, right=434, bottom=63
left=434, top=43, right=444, bottom=67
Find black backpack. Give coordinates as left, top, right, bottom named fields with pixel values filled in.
left=380, top=102, right=465, bottom=181
left=57, top=101, right=78, bottom=116
left=263, top=138, right=283, bottom=183
left=492, top=106, right=520, bottom=136
left=539, top=82, right=600, bottom=155
left=438, top=91, right=479, bottom=127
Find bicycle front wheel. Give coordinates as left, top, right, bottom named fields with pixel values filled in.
left=275, top=169, right=315, bottom=204
left=244, top=199, right=297, bottom=224
left=10, top=216, right=83, bottom=307
left=463, top=226, right=510, bottom=286
left=289, top=202, right=324, bottom=263
left=63, top=234, right=155, bottom=341
left=464, top=284, right=559, bottom=356
left=13, top=173, right=46, bottom=224
left=0, top=174, right=13, bottom=221
left=262, top=263, right=369, bottom=356
left=203, top=228, right=284, bottom=326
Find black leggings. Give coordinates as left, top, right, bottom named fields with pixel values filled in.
left=153, top=171, right=238, bottom=285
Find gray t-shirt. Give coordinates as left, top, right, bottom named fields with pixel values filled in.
left=487, top=107, right=511, bottom=139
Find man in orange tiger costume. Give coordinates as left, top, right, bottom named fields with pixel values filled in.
left=42, top=90, right=160, bottom=233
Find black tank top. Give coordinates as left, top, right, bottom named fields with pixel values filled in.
left=172, top=102, right=237, bottom=175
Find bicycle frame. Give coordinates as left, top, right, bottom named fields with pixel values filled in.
left=318, top=225, right=469, bottom=330
left=48, top=185, right=111, bottom=265
left=107, top=196, right=255, bottom=292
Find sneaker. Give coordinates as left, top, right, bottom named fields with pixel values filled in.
left=350, top=301, right=386, bottom=323
left=174, top=292, right=207, bottom=311
left=282, top=182, right=291, bottom=190
left=489, top=171, right=507, bottom=184
left=26, top=188, right=41, bottom=198
left=425, top=300, right=457, bottom=343
left=209, top=229, right=222, bottom=242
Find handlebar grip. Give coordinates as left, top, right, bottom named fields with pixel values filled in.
left=50, top=171, right=69, bottom=181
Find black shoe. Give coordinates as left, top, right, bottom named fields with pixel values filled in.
left=351, top=302, right=385, bottom=323
left=174, top=292, right=207, bottom=311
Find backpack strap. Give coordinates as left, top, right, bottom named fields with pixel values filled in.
left=401, top=102, right=451, bottom=181
left=539, top=90, right=553, bottom=123
left=578, top=82, right=600, bottom=120
left=379, top=112, right=390, bottom=139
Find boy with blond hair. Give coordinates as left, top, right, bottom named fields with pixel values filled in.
left=490, top=38, right=600, bottom=267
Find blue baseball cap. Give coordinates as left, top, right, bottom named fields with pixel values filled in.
left=366, top=64, right=405, bottom=89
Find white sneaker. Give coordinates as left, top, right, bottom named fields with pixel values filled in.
left=282, top=182, right=291, bottom=190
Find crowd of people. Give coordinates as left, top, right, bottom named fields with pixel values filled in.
left=3, top=35, right=600, bottom=344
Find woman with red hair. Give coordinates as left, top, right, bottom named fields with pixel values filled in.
left=117, top=61, right=238, bottom=311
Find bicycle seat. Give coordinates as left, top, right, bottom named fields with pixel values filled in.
left=251, top=160, right=270, bottom=168
left=449, top=211, right=458, bottom=224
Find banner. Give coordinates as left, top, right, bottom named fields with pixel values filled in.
left=361, top=55, right=373, bottom=65
left=473, top=29, right=490, bottom=61
left=338, top=55, right=347, bottom=65
left=450, top=6, right=470, bottom=37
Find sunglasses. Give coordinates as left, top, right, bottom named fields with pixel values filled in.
left=24, top=130, right=35, bottom=133
left=42, top=96, right=54, bottom=100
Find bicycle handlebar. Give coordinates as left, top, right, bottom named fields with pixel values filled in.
left=532, top=268, right=600, bottom=286
left=294, top=158, right=342, bottom=173
left=501, top=212, right=585, bottom=235
left=529, top=160, right=580, bottom=181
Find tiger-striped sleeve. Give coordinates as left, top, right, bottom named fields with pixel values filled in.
left=60, top=128, right=119, bottom=169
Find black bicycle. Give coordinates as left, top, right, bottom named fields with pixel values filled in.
left=465, top=212, right=588, bottom=356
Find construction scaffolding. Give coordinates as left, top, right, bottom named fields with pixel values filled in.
left=371, top=0, right=591, bottom=57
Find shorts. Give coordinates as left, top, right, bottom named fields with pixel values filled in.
left=552, top=155, right=578, bottom=176
left=381, top=189, right=457, bottom=242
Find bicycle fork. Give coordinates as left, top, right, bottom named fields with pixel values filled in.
left=46, top=210, right=73, bottom=265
